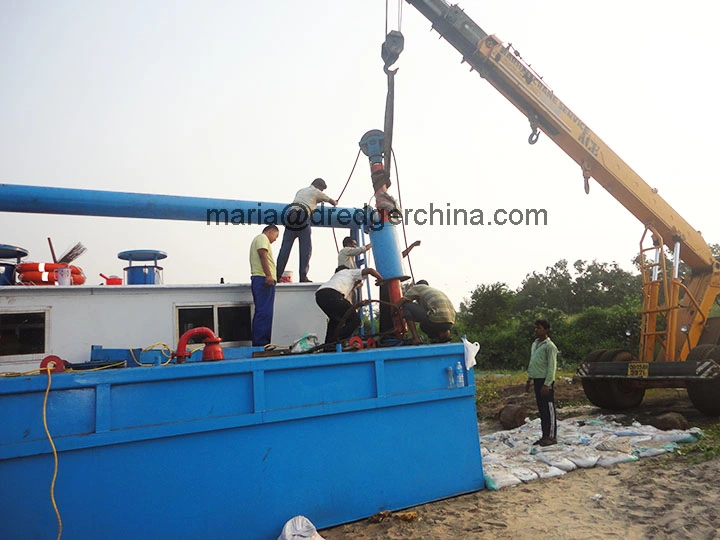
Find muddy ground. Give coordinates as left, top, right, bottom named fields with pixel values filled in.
left=475, top=377, right=719, bottom=433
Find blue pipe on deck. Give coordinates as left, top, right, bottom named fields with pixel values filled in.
left=0, top=183, right=363, bottom=230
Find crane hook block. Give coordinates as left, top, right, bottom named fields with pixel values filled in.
left=382, top=30, right=404, bottom=74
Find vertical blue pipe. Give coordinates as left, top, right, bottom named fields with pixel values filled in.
left=368, top=221, right=405, bottom=280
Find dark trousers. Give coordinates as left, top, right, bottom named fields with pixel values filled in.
left=379, top=284, right=393, bottom=333
left=276, top=222, right=312, bottom=282
left=251, top=276, right=275, bottom=346
left=315, top=288, right=361, bottom=344
left=402, top=302, right=452, bottom=339
left=533, top=378, right=557, bottom=440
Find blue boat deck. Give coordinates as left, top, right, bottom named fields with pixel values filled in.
left=0, top=343, right=484, bottom=540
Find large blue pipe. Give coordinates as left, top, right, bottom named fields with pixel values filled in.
left=0, top=183, right=364, bottom=230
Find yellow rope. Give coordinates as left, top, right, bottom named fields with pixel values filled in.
left=1, top=368, right=41, bottom=377
left=42, top=365, right=63, bottom=540
left=130, top=342, right=176, bottom=366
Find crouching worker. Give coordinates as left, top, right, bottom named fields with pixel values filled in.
left=396, top=280, right=455, bottom=344
left=315, top=265, right=383, bottom=346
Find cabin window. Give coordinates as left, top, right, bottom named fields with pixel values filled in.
left=0, top=312, right=46, bottom=356
left=176, top=304, right=251, bottom=345
left=218, top=306, right=252, bottom=342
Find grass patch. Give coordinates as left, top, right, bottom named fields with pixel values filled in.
left=474, top=371, right=526, bottom=406
left=474, top=370, right=578, bottom=406
left=677, top=422, right=720, bottom=463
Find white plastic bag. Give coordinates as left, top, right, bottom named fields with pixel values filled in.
left=290, top=334, right=320, bottom=353
left=462, top=335, right=479, bottom=369
left=277, top=515, right=325, bottom=540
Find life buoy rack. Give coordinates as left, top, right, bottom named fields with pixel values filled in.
left=16, top=262, right=86, bottom=285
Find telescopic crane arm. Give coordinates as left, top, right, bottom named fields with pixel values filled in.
left=405, top=0, right=720, bottom=361
left=407, top=0, right=712, bottom=268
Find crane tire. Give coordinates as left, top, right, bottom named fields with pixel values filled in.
left=583, top=349, right=645, bottom=410
left=580, top=349, right=608, bottom=407
left=686, top=345, right=720, bottom=417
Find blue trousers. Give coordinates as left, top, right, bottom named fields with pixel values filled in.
left=275, top=225, right=312, bottom=282
left=251, top=276, right=275, bottom=346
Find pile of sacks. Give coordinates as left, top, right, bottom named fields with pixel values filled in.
left=480, top=415, right=701, bottom=490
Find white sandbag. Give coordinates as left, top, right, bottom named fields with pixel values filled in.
left=528, top=463, right=566, bottom=479
left=651, top=432, right=698, bottom=443
left=593, top=438, right=633, bottom=454
left=634, top=446, right=671, bottom=458
left=565, top=449, right=600, bottom=468
left=535, top=452, right=577, bottom=472
left=483, top=466, right=522, bottom=490
left=481, top=453, right=507, bottom=464
left=613, top=429, right=647, bottom=437
left=627, top=435, right=653, bottom=445
left=596, top=451, right=638, bottom=467
left=509, top=466, right=539, bottom=483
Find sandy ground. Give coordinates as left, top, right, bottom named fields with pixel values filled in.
left=319, top=452, right=720, bottom=540
left=319, top=383, right=720, bottom=540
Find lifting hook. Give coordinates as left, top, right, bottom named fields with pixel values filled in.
left=382, top=30, right=404, bottom=75
left=527, top=115, right=540, bottom=145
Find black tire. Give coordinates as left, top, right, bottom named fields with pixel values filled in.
left=580, top=349, right=608, bottom=407
left=686, top=345, right=720, bottom=416
left=599, top=349, right=645, bottom=410
left=583, top=349, right=645, bottom=411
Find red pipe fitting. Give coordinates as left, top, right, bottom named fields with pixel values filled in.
left=174, top=327, right=224, bottom=364
left=39, top=355, right=68, bottom=373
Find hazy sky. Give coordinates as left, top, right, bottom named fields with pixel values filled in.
left=2, top=0, right=718, bottom=307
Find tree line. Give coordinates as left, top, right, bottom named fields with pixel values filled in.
left=453, top=258, right=644, bottom=370
left=454, top=244, right=720, bottom=370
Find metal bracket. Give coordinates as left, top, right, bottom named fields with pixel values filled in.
left=581, top=161, right=592, bottom=194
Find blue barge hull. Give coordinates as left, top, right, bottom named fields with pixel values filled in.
left=0, top=343, right=483, bottom=540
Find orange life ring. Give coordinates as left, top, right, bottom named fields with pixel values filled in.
left=17, top=269, right=86, bottom=285
left=16, top=262, right=84, bottom=274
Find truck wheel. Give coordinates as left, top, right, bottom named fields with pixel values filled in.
left=686, top=345, right=720, bottom=416
left=591, top=349, right=645, bottom=410
left=580, top=349, right=609, bottom=407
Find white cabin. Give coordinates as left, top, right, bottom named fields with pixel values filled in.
left=0, top=283, right=326, bottom=372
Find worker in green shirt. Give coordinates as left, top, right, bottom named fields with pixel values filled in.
left=525, top=319, right=558, bottom=446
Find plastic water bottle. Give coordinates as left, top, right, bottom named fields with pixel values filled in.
left=454, top=361, right=465, bottom=388
left=445, top=366, right=455, bottom=388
